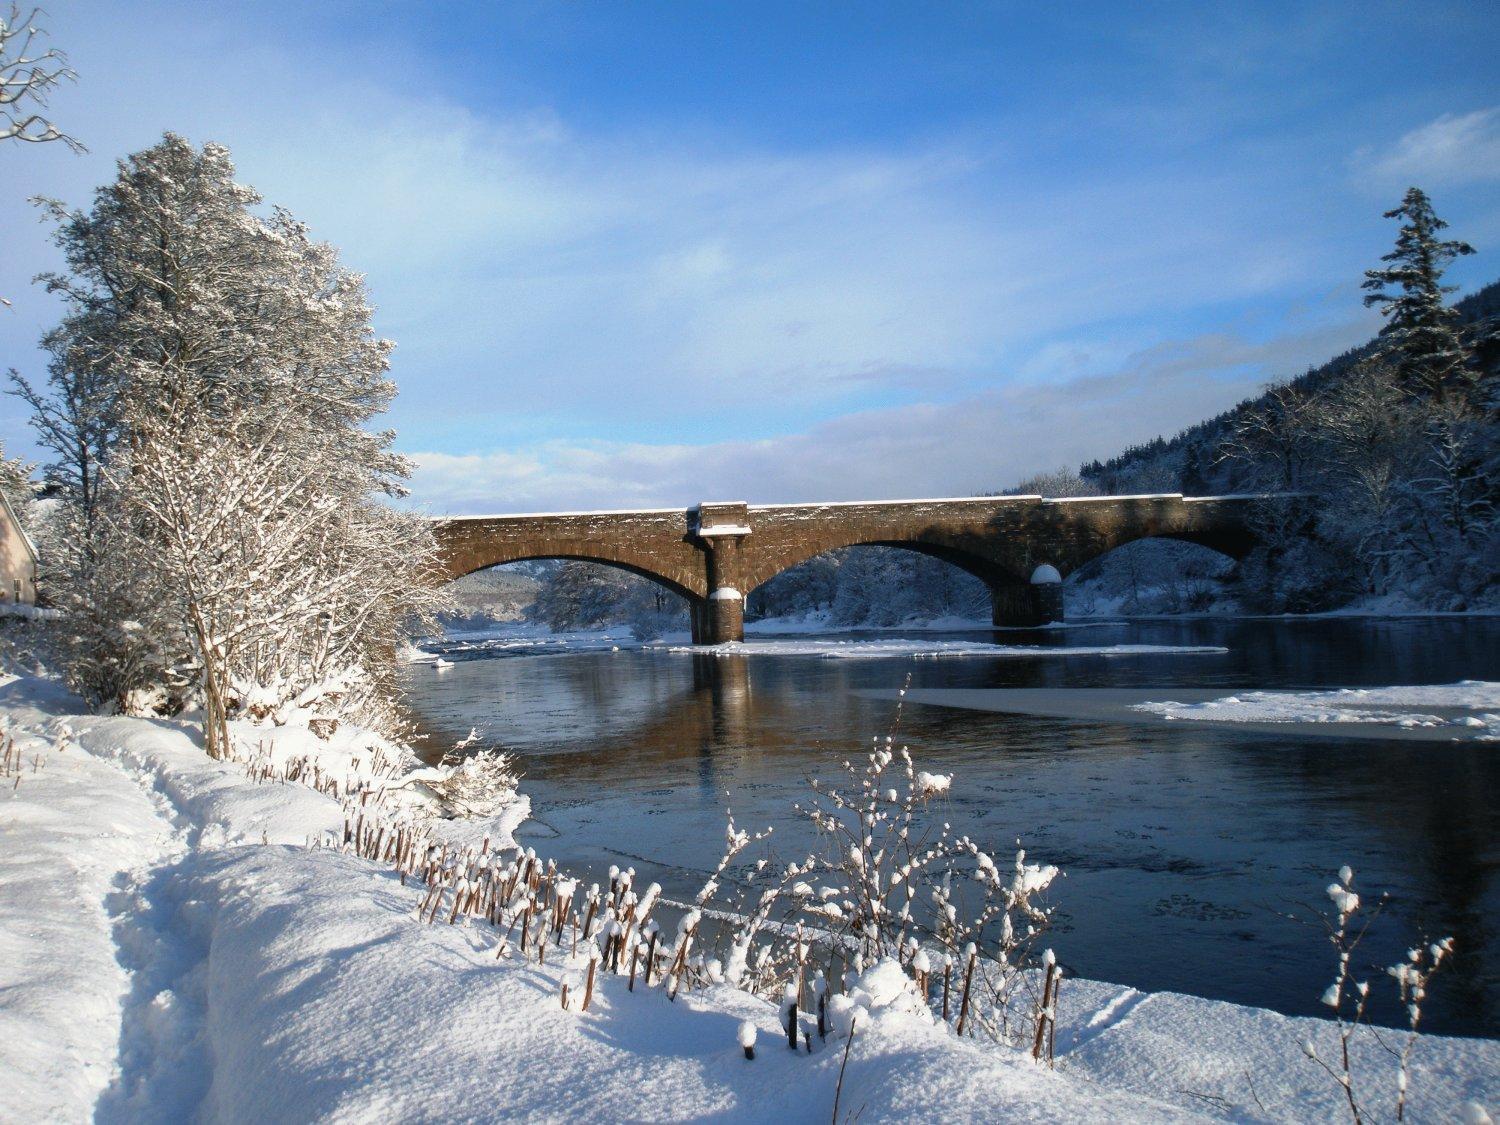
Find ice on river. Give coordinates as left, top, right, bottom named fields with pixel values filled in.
left=654, top=639, right=1229, bottom=659
left=1133, top=680, right=1500, bottom=739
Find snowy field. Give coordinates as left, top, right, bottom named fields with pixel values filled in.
left=1, top=671, right=1495, bottom=1122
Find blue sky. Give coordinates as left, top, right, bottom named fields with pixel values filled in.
left=1, top=1, right=1497, bottom=511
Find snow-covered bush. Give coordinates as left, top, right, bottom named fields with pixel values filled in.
left=1301, top=865, right=1455, bottom=1124
left=688, top=704, right=1060, bottom=1048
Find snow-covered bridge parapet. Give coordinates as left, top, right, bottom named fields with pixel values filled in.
left=431, top=493, right=1279, bottom=643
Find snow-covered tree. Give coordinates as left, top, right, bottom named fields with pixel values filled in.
left=14, top=134, right=445, bottom=748
left=1362, top=188, right=1476, bottom=404
left=0, top=4, right=80, bottom=151
left=0, top=440, right=34, bottom=528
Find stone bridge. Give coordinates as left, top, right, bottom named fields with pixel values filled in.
left=431, top=494, right=1272, bottom=644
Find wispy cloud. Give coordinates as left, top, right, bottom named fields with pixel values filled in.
left=1, top=2, right=1489, bottom=514
left=406, top=311, right=1377, bottom=513
left=1357, top=107, right=1500, bottom=189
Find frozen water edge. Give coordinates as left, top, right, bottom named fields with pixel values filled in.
left=880, top=685, right=1500, bottom=743
left=1132, top=681, right=1500, bottom=740
left=653, top=640, right=1230, bottom=659
left=2, top=672, right=1494, bottom=1122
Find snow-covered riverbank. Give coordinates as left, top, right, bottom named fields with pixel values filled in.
left=2, top=671, right=1495, bottom=1122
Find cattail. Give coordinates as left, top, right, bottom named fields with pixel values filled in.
left=739, top=1021, right=757, bottom=1060
left=629, top=942, right=643, bottom=991
left=812, top=971, right=829, bottom=1039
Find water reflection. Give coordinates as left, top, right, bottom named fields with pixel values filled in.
left=400, top=617, right=1500, bottom=1036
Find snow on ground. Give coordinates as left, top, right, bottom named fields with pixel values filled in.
left=656, top=639, right=1229, bottom=659
left=1134, top=681, right=1500, bottom=740
left=0, top=676, right=177, bottom=1122
left=1, top=671, right=1495, bottom=1122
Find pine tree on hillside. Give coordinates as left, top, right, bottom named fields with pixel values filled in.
left=1362, top=187, right=1476, bottom=403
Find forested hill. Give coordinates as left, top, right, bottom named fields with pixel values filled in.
left=1080, top=279, right=1500, bottom=495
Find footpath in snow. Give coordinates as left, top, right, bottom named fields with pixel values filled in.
left=1, top=672, right=1495, bottom=1122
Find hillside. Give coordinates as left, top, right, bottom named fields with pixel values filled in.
left=1080, top=279, right=1500, bottom=496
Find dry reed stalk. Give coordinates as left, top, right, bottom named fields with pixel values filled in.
left=582, top=952, right=598, bottom=1012
left=1047, top=975, right=1059, bottom=1066
left=955, top=947, right=978, bottom=1037
left=644, top=928, right=659, bottom=987
left=628, top=943, right=640, bottom=991
left=832, top=1016, right=857, bottom=1124
left=941, top=956, right=952, bottom=1022
left=784, top=983, right=799, bottom=1051
left=447, top=880, right=467, bottom=925
left=667, top=925, right=696, bottom=1001
left=1031, top=962, right=1057, bottom=1062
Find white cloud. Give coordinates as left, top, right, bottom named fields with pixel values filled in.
left=0, top=1, right=1338, bottom=463
left=0, top=1, right=1420, bottom=511
left=405, top=312, right=1377, bottom=513
left=1359, top=107, right=1500, bottom=188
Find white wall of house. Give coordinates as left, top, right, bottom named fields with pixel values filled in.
left=0, top=495, right=37, bottom=606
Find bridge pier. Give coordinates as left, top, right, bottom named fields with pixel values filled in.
left=989, top=569, right=1065, bottom=628
left=695, top=502, right=751, bottom=644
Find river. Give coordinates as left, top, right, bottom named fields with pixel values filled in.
left=399, top=616, right=1500, bottom=1037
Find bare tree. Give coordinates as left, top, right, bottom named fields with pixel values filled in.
left=0, top=4, right=82, bottom=151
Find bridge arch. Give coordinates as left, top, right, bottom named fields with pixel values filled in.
left=742, top=533, right=1025, bottom=596
left=441, top=549, right=702, bottom=605
left=1034, top=511, right=1258, bottom=582
left=1050, top=536, right=1240, bottom=617
left=746, top=540, right=991, bottom=624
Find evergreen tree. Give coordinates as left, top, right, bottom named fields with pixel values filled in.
left=1362, top=187, right=1476, bottom=403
